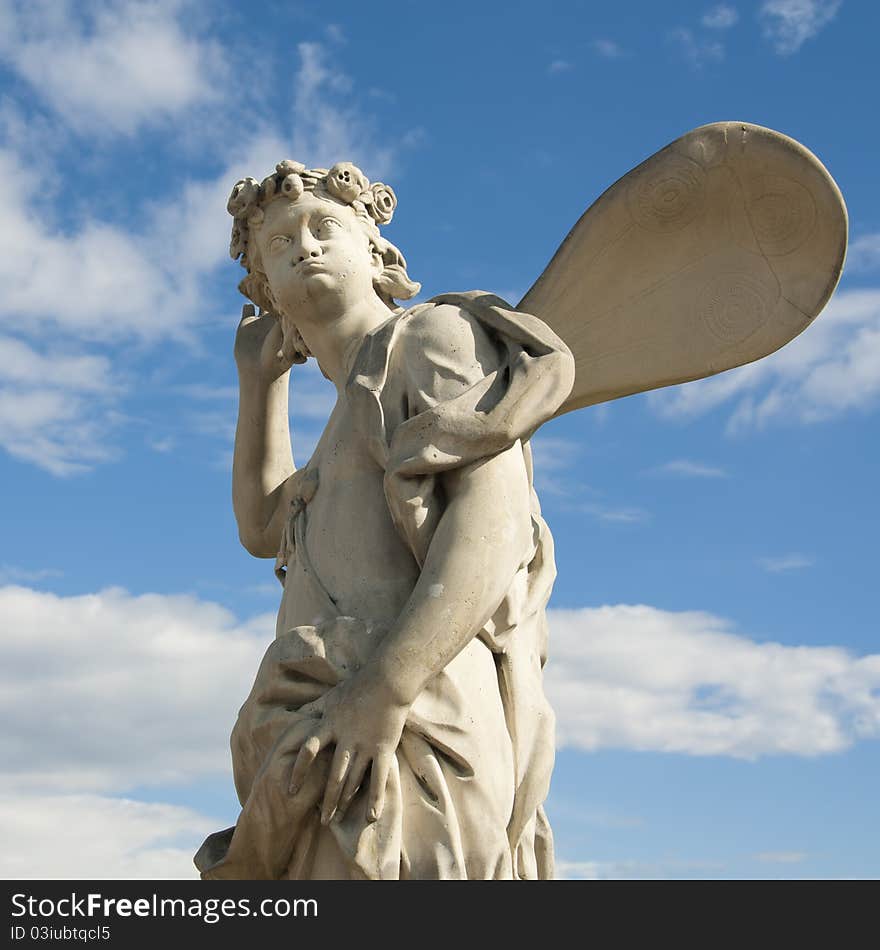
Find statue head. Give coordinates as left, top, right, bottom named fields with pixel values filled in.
left=228, top=161, right=420, bottom=363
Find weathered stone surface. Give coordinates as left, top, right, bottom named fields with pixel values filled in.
left=197, top=127, right=846, bottom=879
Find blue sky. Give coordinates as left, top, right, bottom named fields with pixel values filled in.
left=0, top=0, right=877, bottom=879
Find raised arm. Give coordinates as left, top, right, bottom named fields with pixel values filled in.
left=232, top=307, right=298, bottom=558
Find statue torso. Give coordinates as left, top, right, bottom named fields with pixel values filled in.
left=275, top=393, right=420, bottom=637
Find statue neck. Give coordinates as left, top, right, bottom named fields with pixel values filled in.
left=293, top=295, right=393, bottom=392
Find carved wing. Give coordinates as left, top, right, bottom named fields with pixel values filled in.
left=517, top=122, right=848, bottom=416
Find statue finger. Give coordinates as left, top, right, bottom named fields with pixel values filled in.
left=238, top=303, right=258, bottom=327
left=320, top=745, right=351, bottom=825
left=288, top=729, right=327, bottom=795
left=367, top=749, right=393, bottom=823
left=335, top=752, right=369, bottom=820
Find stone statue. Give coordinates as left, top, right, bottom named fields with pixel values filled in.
left=195, top=124, right=846, bottom=880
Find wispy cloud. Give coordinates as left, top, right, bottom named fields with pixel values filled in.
left=528, top=434, right=594, bottom=498
left=148, top=436, right=175, bottom=453
left=759, top=0, right=843, bottom=55
left=547, top=604, right=880, bottom=758
left=669, top=27, right=725, bottom=67
left=0, top=147, right=198, bottom=345
left=847, top=233, right=880, bottom=273
left=0, top=584, right=271, bottom=791
left=548, top=59, right=574, bottom=75
left=702, top=4, right=739, bottom=29
left=3, top=581, right=878, bottom=877
left=292, top=41, right=398, bottom=177
left=0, top=0, right=227, bottom=137
left=325, top=22, right=346, bottom=44
left=591, top=39, right=625, bottom=59
left=0, top=37, right=417, bottom=475
left=0, top=793, right=212, bottom=879
left=0, top=333, right=125, bottom=474
left=758, top=553, right=815, bottom=573
left=0, top=564, right=62, bottom=584
left=648, top=289, right=880, bottom=431
left=581, top=502, right=649, bottom=524
left=651, top=459, right=729, bottom=479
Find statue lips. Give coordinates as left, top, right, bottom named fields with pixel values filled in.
left=294, top=259, right=326, bottom=278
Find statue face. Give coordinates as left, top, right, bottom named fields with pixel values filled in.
left=255, top=192, right=380, bottom=316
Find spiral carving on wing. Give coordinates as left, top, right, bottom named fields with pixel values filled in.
left=627, top=154, right=707, bottom=233
left=698, top=274, right=770, bottom=345
left=747, top=175, right=817, bottom=257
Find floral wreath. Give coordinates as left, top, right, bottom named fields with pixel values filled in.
left=227, top=160, right=397, bottom=271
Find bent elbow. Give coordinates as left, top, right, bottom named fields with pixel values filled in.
left=237, top=527, right=275, bottom=559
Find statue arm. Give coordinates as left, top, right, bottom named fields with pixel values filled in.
left=288, top=441, right=533, bottom=824
left=232, top=309, right=298, bottom=558
left=367, top=443, right=532, bottom=704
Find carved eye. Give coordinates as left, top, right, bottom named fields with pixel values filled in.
left=317, top=217, right=343, bottom=236
left=268, top=234, right=291, bottom=253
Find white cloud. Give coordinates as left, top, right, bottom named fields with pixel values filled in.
left=547, top=604, right=880, bottom=759
left=581, top=502, right=649, bottom=524
left=0, top=793, right=211, bottom=879
left=0, top=0, right=226, bottom=136
left=528, top=434, right=587, bottom=497
left=148, top=435, right=175, bottom=453
left=848, top=234, right=880, bottom=273
left=0, top=585, right=271, bottom=792
left=647, top=289, right=880, bottom=431
left=702, top=4, right=739, bottom=28
left=758, top=553, right=814, bottom=573
left=0, top=336, right=117, bottom=393
left=291, top=42, right=394, bottom=178
left=548, top=59, right=574, bottom=74
left=669, top=27, right=725, bottom=67
left=759, top=0, right=842, bottom=55
left=0, top=389, right=118, bottom=474
left=591, top=39, right=625, bottom=59
left=0, top=565, right=62, bottom=584
left=325, top=23, right=346, bottom=45
left=0, top=36, right=414, bottom=474
left=3, top=582, right=880, bottom=822
left=0, top=334, right=124, bottom=474
left=0, top=145, right=208, bottom=346
left=652, top=459, right=728, bottom=478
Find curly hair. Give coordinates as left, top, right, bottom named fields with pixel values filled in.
left=228, top=161, right=420, bottom=362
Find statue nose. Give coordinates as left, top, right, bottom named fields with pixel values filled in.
left=294, top=229, right=321, bottom=263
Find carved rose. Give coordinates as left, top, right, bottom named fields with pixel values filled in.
left=227, top=177, right=259, bottom=217
left=276, top=160, right=306, bottom=176
left=369, top=182, right=397, bottom=224
left=326, top=162, right=368, bottom=203
left=280, top=173, right=304, bottom=200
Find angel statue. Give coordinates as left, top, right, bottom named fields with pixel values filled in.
left=195, top=123, right=846, bottom=880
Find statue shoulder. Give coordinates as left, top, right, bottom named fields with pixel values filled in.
left=394, top=297, right=498, bottom=367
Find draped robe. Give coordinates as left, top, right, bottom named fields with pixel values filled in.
left=195, top=292, right=575, bottom=879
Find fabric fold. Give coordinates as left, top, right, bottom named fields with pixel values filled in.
left=197, top=292, right=574, bottom=879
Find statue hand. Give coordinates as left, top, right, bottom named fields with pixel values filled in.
left=234, top=305, right=295, bottom=382
left=288, top=670, right=408, bottom=826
